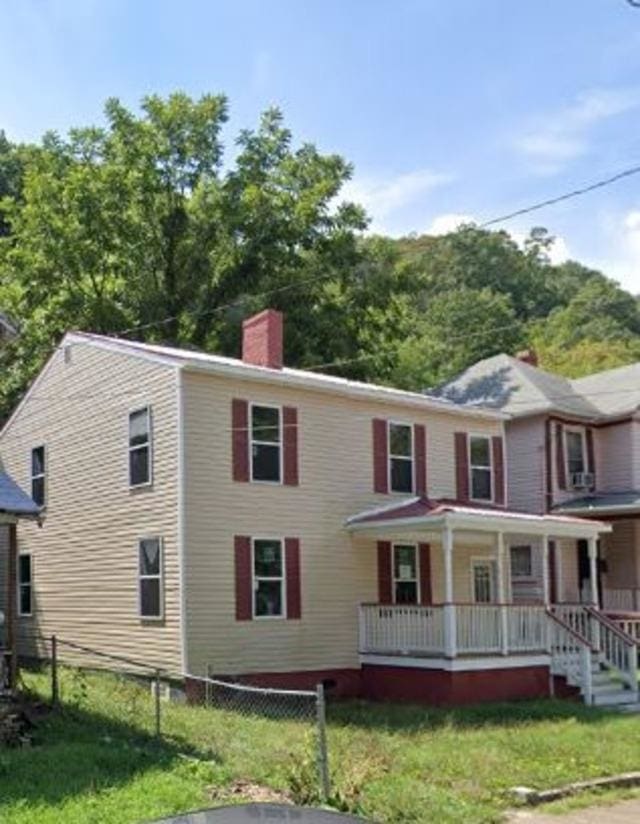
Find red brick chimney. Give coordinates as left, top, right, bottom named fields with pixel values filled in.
left=516, top=348, right=538, bottom=367
left=242, top=309, right=283, bottom=369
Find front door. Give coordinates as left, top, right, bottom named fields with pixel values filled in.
left=472, top=560, right=497, bottom=603
left=577, top=539, right=603, bottom=604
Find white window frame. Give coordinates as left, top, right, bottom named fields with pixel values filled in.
left=387, top=420, right=414, bottom=494
left=30, top=444, right=46, bottom=508
left=392, top=543, right=420, bottom=604
left=251, top=537, right=287, bottom=620
left=128, top=406, right=153, bottom=489
left=17, top=552, right=33, bottom=618
left=471, top=557, right=497, bottom=604
left=510, top=545, right=533, bottom=579
left=468, top=434, right=493, bottom=503
left=564, top=427, right=586, bottom=482
left=249, top=402, right=283, bottom=485
left=137, top=536, right=164, bottom=621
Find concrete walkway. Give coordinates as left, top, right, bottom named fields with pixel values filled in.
left=509, top=797, right=640, bottom=823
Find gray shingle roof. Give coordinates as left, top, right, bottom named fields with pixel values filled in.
left=434, top=354, right=600, bottom=419
left=0, top=471, right=40, bottom=517
left=553, top=490, right=640, bottom=515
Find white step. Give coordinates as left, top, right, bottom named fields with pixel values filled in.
left=591, top=690, right=638, bottom=706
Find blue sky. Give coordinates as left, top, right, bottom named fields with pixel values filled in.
left=2, top=0, right=640, bottom=290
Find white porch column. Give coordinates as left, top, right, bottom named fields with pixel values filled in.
left=542, top=535, right=550, bottom=607
left=496, top=532, right=509, bottom=655
left=442, top=522, right=457, bottom=658
left=588, top=536, right=599, bottom=608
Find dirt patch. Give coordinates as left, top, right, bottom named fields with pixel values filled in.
left=0, top=695, right=50, bottom=747
left=209, top=779, right=293, bottom=805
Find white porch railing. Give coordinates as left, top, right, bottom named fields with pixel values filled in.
left=602, top=588, right=640, bottom=613
left=358, top=604, right=445, bottom=655
left=612, top=616, right=640, bottom=644
left=547, top=611, right=594, bottom=704
left=358, top=603, right=547, bottom=657
left=551, top=604, right=638, bottom=691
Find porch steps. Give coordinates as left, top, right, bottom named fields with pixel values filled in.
left=586, top=664, right=637, bottom=707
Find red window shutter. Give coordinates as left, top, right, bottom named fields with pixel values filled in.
left=232, top=399, right=249, bottom=482
left=419, top=542, right=432, bottom=605
left=492, top=436, right=505, bottom=505
left=414, top=423, right=427, bottom=496
left=283, top=406, right=299, bottom=486
left=372, top=419, right=389, bottom=494
left=234, top=535, right=252, bottom=620
left=285, top=537, right=302, bottom=619
left=555, top=423, right=566, bottom=490
left=377, top=540, right=392, bottom=604
left=548, top=540, right=558, bottom=604
left=454, top=432, right=469, bottom=502
left=586, top=428, right=596, bottom=489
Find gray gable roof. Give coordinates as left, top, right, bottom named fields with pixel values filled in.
left=435, top=353, right=640, bottom=421
left=0, top=471, right=40, bottom=517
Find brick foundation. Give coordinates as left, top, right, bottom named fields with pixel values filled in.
left=185, top=668, right=362, bottom=703
left=361, top=664, right=552, bottom=705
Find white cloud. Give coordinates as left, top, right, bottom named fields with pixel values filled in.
left=588, top=210, right=640, bottom=293
left=513, top=87, right=640, bottom=174
left=426, top=212, right=570, bottom=265
left=342, top=169, right=453, bottom=234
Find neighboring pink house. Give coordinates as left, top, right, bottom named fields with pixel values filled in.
left=0, top=316, right=636, bottom=707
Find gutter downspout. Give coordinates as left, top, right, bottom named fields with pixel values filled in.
left=176, top=366, right=188, bottom=676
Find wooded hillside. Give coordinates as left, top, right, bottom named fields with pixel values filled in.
left=0, top=93, right=638, bottom=419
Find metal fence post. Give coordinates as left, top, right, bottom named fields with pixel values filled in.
left=315, top=682, right=330, bottom=802
left=51, top=635, right=58, bottom=706
left=205, top=663, right=212, bottom=706
left=154, top=669, right=161, bottom=738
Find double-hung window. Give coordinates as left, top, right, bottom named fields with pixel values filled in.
left=138, top=538, right=163, bottom=619
left=31, top=446, right=45, bottom=507
left=510, top=545, right=533, bottom=579
left=251, top=405, right=281, bottom=483
left=389, top=423, right=413, bottom=493
left=565, top=430, right=586, bottom=479
left=472, top=560, right=496, bottom=604
left=469, top=435, right=492, bottom=501
left=18, top=554, right=32, bottom=617
left=253, top=538, right=284, bottom=617
left=129, top=407, right=152, bottom=487
left=393, top=544, right=419, bottom=604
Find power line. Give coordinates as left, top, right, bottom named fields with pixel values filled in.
left=479, top=164, right=640, bottom=228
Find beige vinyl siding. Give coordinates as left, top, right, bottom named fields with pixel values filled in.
left=181, top=371, right=504, bottom=675
left=556, top=537, right=579, bottom=602
left=505, top=416, right=546, bottom=514
left=0, top=342, right=181, bottom=672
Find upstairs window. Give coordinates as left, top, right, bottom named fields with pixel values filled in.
left=565, top=430, right=586, bottom=478
left=389, top=423, right=413, bottom=493
left=18, top=554, right=32, bottom=616
left=251, top=405, right=281, bottom=483
left=253, top=538, right=284, bottom=617
left=129, top=407, right=152, bottom=487
left=31, top=446, right=45, bottom=507
left=469, top=435, right=492, bottom=501
left=138, top=538, right=163, bottom=619
left=393, top=544, right=419, bottom=604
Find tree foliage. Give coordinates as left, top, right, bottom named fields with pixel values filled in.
left=0, top=92, right=639, bottom=420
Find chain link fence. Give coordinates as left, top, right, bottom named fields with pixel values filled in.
left=15, top=633, right=331, bottom=800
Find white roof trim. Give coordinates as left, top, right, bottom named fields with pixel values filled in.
left=63, top=332, right=507, bottom=421
left=554, top=502, right=640, bottom=516
left=347, top=509, right=610, bottom=539
left=344, top=496, right=421, bottom=525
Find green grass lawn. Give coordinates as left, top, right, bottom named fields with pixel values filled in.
left=1, top=666, right=639, bottom=823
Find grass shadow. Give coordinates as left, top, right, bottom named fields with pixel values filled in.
left=327, top=697, right=625, bottom=733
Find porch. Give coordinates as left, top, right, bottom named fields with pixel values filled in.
left=348, top=497, right=639, bottom=705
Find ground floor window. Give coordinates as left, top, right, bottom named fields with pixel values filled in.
left=393, top=544, right=419, bottom=604
left=510, top=545, right=533, bottom=578
left=253, top=538, right=284, bottom=617
left=472, top=559, right=496, bottom=603
left=18, top=554, right=32, bottom=616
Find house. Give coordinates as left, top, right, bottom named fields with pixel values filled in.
left=438, top=351, right=640, bottom=690
left=0, top=312, right=629, bottom=706
left=0, top=471, right=40, bottom=690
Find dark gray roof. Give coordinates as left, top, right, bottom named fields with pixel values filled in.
left=435, top=353, right=640, bottom=421
left=0, top=471, right=40, bottom=517
left=553, top=491, right=640, bottom=515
